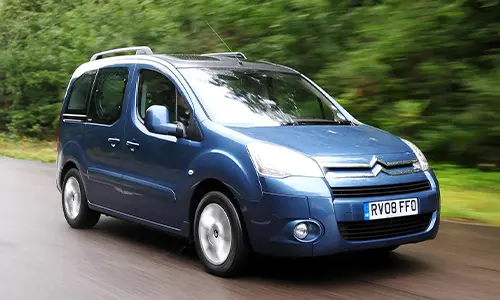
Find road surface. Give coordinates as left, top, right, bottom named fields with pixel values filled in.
left=0, top=156, right=499, bottom=300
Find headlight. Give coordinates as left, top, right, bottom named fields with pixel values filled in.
left=401, top=139, right=429, bottom=171
left=247, top=141, right=324, bottom=178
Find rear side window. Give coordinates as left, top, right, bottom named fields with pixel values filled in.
left=87, top=67, right=129, bottom=125
left=65, top=71, right=96, bottom=115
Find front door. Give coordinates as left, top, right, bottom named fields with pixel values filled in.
left=119, top=66, right=202, bottom=229
left=83, top=66, right=132, bottom=211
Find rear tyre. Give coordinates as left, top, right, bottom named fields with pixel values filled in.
left=194, top=191, right=250, bottom=277
left=62, top=169, right=100, bottom=229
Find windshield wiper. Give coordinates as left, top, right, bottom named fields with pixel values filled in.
left=293, top=119, right=352, bottom=126
left=332, top=119, right=353, bottom=125
left=280, top=120, right=299, bottom=126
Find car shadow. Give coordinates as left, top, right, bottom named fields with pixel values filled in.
left=246, top=251, right=429, bottom=285
left=93, top=217, right=432, bottom=284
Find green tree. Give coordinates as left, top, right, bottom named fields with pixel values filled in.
left=0, top=0, right=499, bottom=165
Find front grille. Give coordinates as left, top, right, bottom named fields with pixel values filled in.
left=331, top=180, right=431, bottom=198
left=338, top=213, right=433, bottom=241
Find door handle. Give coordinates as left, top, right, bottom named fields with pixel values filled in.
left=126, top=141, right=140, bottom=152
left=108, top=138, right=120, bottom=148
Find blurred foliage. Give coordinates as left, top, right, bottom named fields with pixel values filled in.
left=0, top=0, right=499, bottom=166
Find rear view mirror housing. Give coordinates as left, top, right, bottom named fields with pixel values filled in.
left=144, top=105, right=186, bottom=138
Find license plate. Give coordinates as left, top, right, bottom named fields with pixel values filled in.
left=363, top=198, right=419, bottom=220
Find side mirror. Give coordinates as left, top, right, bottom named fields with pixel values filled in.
left=144, top=105, right=186, bottom=138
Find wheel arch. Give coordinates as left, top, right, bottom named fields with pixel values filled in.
left=189, top=178, right=253, bottom=250
left=59, top=160, right=79, bottom=189
left=57, top=140, right=88, bottom=191
left=58, top=156, right=89, bottom=198
left=182, top=148, right=262, bottom=229
left=183, top=147, right=262, bottom=243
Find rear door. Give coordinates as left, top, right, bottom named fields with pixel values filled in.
left=83, top=66, right=133, bottom=211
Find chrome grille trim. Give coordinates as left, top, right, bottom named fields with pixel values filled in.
left=325, top=166, right=422, bottom=178
left=317, top=156, right=418, bottom=169
left=315, top=155, right=422, bottom=178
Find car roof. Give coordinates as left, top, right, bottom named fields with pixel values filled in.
left=153, top=54, right=299, bottom=74
left=73, top=47, right=300, bottom=78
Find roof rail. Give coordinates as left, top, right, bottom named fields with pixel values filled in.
left=90, top=46, right=153, bottom=61
left=257, top=60, right=298, bottom=72
left=201, top=52, right=248, bottom=60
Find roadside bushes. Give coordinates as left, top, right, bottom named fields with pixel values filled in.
left=0, top=0, right=499, bottom=166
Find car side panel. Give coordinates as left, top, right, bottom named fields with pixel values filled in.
left=57, top=124, right=88, bottom=188
left=172, top=123, right=264, bottom=238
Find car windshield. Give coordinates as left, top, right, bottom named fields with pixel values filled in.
left=179, top=68, right=349, bottom=127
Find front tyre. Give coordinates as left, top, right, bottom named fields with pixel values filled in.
left=62, top=169, right=100, bottom=229
left=194, top=191, right=250, bottom=277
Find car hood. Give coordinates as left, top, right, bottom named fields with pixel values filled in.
left=228, top=124, right=411, bottom=157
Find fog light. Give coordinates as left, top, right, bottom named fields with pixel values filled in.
left=293, top=223, right=309, bottom=240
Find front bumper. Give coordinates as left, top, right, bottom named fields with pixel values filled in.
left=243, top=171, right=440, bottom=257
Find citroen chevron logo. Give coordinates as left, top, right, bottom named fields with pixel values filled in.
left=371, top=163, right=385, bottom=176
left=324, top=156, right=420, bottom=178
left=368, top=156, right=419, bottom=176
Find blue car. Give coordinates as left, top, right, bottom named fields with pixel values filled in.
left=56, top=46, right=440, bottom=277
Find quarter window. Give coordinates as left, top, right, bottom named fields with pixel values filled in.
left=65, top=71, right=96, bottom=115
left=137, top=69, right=191, bottom=127
left=87, top=67, right=129, bottom=125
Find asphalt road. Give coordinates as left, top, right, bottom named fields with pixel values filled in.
left=1, top=156, right=499, bottom=300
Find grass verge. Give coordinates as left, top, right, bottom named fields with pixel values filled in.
left=432, top=164, right=500, bottom=226
left=0, top=136, right=498, bottom=226
left=0, top=135, right=56, bottom=163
